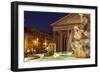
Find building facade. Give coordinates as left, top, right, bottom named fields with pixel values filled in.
left=51, top=13, right=90, bottom=52
left=24, top=27, right=53, bottom=57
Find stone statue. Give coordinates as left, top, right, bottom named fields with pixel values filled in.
left=71, top=26, right=89, bottom=58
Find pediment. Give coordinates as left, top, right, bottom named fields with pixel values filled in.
left=51, top=13, right=82, bottom=26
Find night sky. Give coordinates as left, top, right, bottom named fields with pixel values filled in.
left=24, top=11, right=68, bottom=33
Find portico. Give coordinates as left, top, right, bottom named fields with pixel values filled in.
left=51, top=13, right=84, bottom=52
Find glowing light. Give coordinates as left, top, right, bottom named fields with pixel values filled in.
left=43, top=40, right=48, bottom=47
left=24, top=36, right=28, bottom=49
left=27, top=49, right=30, bottom=53
left=36, top=38, right=39, bottom=41
left=32, top=38, right=39, bottom=46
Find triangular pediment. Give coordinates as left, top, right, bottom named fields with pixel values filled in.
left=51, top=13, right=81, bottom=26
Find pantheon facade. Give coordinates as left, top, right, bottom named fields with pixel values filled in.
left=51, top=13, right=90, bottom=52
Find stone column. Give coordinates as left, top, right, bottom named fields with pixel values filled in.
left=59, top=31, right=63, bottom=52
left=56, top=32, right=59, bottom=52
left=63, top=32, right=66, bottom=52
left=67, top=30, right=73, bottom=52
left=53, top=31, right=56, bottom=43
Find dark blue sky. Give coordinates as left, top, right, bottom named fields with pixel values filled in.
left=24, top=11, right=68, bottom=33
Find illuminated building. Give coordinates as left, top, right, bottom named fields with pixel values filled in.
left=24, top=13, right=90, bottom=58
left=51, top=13, right=90, bottom=52
left=24, top=27, right=53, bottom=56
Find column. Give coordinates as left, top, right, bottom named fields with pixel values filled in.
left=53, top=31, right=56, bottom=43
left=67, top=30, right=69, bottom=52
left=67, top=30, right=72, bottom=52
left=58, top=33, right=60, bottom=52
left=59, top=31, right=63, bottom=52
left=63, top=32, right=66, bottom=52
